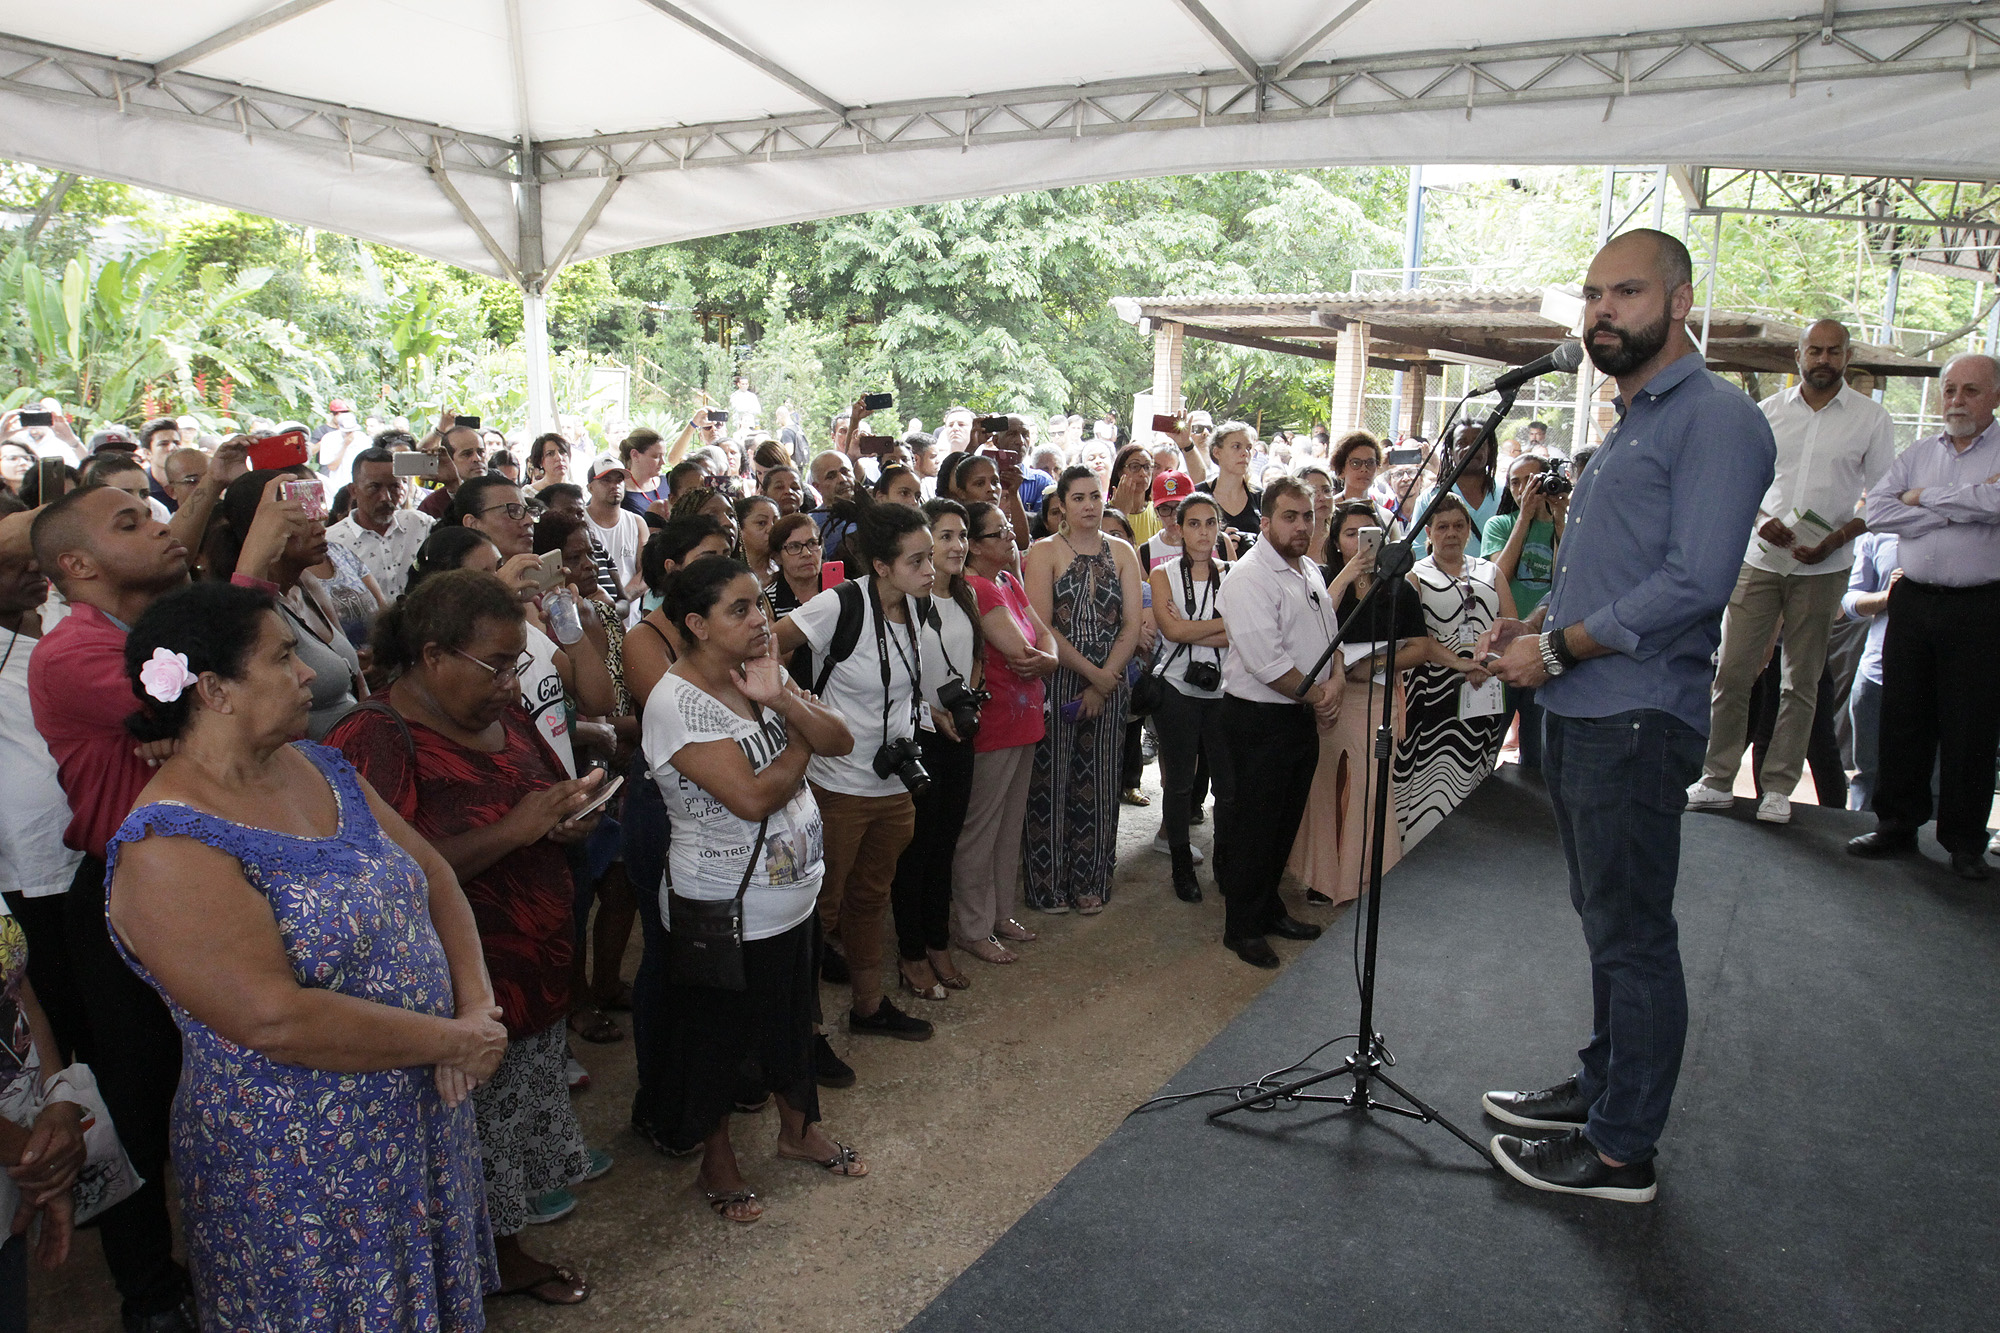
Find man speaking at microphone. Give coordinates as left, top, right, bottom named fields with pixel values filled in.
left=1475, top=229, right=1775, bottom=1202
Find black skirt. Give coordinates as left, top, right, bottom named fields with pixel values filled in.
left=649, top=917, right=820, bottom=1151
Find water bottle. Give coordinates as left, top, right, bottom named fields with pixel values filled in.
left=544, top=589, right=585, bottom=645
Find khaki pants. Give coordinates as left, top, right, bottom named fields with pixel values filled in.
left=1701, top=563, right=1848, bottom=793
left=810, top=784, right=916, bottom=1010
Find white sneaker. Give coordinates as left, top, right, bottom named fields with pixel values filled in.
left=1756, top=791, right=1792, bottom=824
left=1685, top=781, right=1735, bottom=811
left=1150, top=833, right=1203, bottom=863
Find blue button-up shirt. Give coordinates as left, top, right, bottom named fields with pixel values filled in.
left=1538, top=352, right=1776, bottom=733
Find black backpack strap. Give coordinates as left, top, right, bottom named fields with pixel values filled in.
left=811, top=579, right=868, bottom=696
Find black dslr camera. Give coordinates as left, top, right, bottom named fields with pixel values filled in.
left=1182, top=660, right=1222, bottom=692
left=874, top=736, right=932, bottom=795
left=1537, top=462, right=1573, bottom=500
left=935, top=677, right=991, bottom=741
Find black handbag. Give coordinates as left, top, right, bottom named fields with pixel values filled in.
left=665, top=820, right=767, bottom=992
left=1127, top=660, right=1169, bottom=718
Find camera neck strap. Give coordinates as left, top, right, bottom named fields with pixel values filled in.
left=869, top=577, right=923, bottom=747
left=1158, top=553, right=1218, bottom=674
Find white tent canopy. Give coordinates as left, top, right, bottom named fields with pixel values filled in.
left=4, top=1, right=1999, bottom=426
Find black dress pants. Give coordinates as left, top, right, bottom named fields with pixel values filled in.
left=1874, top=579, right=2000, bottom=855
left=891, top=727, right=977, bottom=959
left=57, top=856, right=189, bottom=1318
left=1212, top=697, right=1319, bottom=941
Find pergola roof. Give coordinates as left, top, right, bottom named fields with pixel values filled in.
left=1112, top=288, right=1944, bottom=379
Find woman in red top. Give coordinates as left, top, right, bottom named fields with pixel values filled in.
left=952, top=502, right=1059, bottom=963
left=329, top=569, right=608, bottom=1307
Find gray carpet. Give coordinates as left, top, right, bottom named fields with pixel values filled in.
left=905, top=773, right=2000, bottom=1333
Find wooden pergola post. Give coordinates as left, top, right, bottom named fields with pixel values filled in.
left=1151, top=320, right=1185, bottom=412
left=1403, top=364, right=1429, bottom=440
left=1329, top=320, right=1370, bottom=432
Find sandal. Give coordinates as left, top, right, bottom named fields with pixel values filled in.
left=927, top=951, right=970, bottom=990
left=957, top=936, right=1017, bottom=965
left=703, top=1189, right=763, bottom=1224
left=568, top=1008, right=623, bottom=1044
left=778, top=1139, right=869, bottom=1177
left=1076, top=896, right=1105, bottom=916
left=497, top=1262, right=591, bottom=1305
left=899, top=964, right=948, bottom=1002
left=996, top=918, right=1038, bottom=943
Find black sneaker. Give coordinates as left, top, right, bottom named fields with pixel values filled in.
left=813, top=1034, right=856, bottom=1088
left=849, top=997, right=933, bottom=1042
left=1490, top=1129, right=1657, bottom=1203
left=1482, top=1076, right=1589, bottom=1131
left=820, top=947, right=852, bottom=985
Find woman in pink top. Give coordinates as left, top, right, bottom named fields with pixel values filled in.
left=953, top=502, right=1059, bottom=963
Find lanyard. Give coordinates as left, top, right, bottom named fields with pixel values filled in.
left=868, top=578, right=922, bottom=747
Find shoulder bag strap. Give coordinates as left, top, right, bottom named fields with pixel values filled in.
left=735, top=819, right=769, bottom=906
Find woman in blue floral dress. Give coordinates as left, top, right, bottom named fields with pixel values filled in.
left=104, top=582, right=503, bottom=1330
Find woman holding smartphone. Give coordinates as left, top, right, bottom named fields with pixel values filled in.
left=1285, top=500, right=1430, bottom=908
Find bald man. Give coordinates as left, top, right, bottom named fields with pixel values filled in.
left=1687, top=319, right=1896, bottom=823
left=26, top=485, right=196, bottom=1325
left=1853, top=352, right=2000, bottom=879
left=1479, top=229, right=1775, bottom=1201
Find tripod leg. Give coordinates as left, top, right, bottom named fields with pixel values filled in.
left=1368, top=1067, right=1493, bottom=1162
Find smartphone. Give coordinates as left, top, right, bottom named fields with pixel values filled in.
left=529, top=549, right=565, bottom=591
left=393, top=451, right=441, bottom=478
left=280, top=477, right=326, bottom=520
left=34, top=456, right=65, bottom=501
left=821, top=560, right=844, bottom=590
left=854, top=433, right=895, bottom=456
left=1358, top=525, right=1384, bottom=562
left=862, top=392, right=894, bottom=411
left=453, top=415, right=481, bottom=429
left=1060, top=697, right=1084, bottom=723
left=19, top=410, right=53, bottom=428
left=975, top=415, right=1012, bottom=433
left=988, top=447, right=1022, bottom=469
left=567, top=774, right=625, bottom=824
left=705, top=409, right=729, bottom=425
left=248, top=429, right=310, bottom=471
left=1151, top=413, right=1185, bottom=434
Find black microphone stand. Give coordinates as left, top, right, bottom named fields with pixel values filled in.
left=1206, top=383, right=1524, bottom=1165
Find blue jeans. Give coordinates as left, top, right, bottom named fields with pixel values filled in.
left=1543, top=709, right=1704, bottom=1164
left=1846, top=675, right=1881, bottom=813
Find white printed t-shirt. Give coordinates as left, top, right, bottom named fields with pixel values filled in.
left=644, top=673, right=823, bottom=940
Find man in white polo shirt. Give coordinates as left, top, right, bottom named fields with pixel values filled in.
left=1687, top=319, right=1896, bottom=824
left=325, top=446, right=432, bottom=599
left=1212, top=477, right=1340, bottom=969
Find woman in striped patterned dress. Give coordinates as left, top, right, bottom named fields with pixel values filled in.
left=1021, top=468, right=1144, bottom=914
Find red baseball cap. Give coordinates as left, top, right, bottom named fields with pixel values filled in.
left=326, top=398, right=353, bottom=414
left=1151, top=470, right=1195, bottom=506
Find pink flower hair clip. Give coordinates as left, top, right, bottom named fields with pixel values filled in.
left=139, top=648, right=199, bottom=704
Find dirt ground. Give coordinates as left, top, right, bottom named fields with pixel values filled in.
left=29, top=763, right=1320, bottom=1332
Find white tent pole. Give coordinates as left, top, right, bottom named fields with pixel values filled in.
left=523, top=289, right=554, bottom=438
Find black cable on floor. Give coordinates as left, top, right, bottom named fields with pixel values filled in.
left=1124, top=1032, right=1381, bottom=1118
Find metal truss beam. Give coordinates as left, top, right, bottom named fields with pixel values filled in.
left=533, top=3, right=2000, bottom=180
left=0, top=31, right=519, bottom=180
left=4, top=5, right=1999, bottom=200
left=152, top=0, right=341, bottom=79
left=1688, top=165, right=2000, bottom=283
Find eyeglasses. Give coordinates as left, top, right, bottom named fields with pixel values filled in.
left=477, top=502, right=529, bottom=521
left=779, top=540, right=819, bottom=556
left=452, top=647, right=534, bottom=685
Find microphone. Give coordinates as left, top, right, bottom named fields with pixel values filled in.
left=1479, top=341, right=1584, bottom=394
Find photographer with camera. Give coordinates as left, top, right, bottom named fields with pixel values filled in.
left=1481, top=455, right=1568, bottom=771
left=888, top=500, right=987, bottom=1000
left=773, top=502, right=937, bottom=1041
left=1147, top=493, right=1231, bottom=904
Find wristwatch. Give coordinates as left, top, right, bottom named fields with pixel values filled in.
left=1537, top=632, right=1568, bottom=677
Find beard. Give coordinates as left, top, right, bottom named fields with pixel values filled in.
left=1271, top=525, right=1311, bottom=559
left=1803, top=364, right=1842, bottom=390
left=1586, top=309, right=1673, bottom=376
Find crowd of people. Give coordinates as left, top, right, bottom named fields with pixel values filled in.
left=1, top=240, right=1997, bottom=1320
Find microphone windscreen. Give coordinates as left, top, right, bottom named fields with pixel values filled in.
left=1551, top=341, right=1585, bottom=374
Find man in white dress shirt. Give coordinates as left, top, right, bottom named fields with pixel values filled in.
left=325, top=447, right=433, bottom=600
left=1212, top=477, right=1340, bottom=968
left=1686, top=319, right=1895, bottom=824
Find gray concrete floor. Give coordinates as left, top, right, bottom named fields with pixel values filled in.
left=29, top=760, right=1314, bottom=1332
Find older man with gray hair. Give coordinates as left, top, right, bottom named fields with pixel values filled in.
left=1850, top=352, right=2000, bottom=879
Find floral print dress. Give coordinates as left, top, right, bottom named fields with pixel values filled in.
left=105, top=743, right=497, bottom=1332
